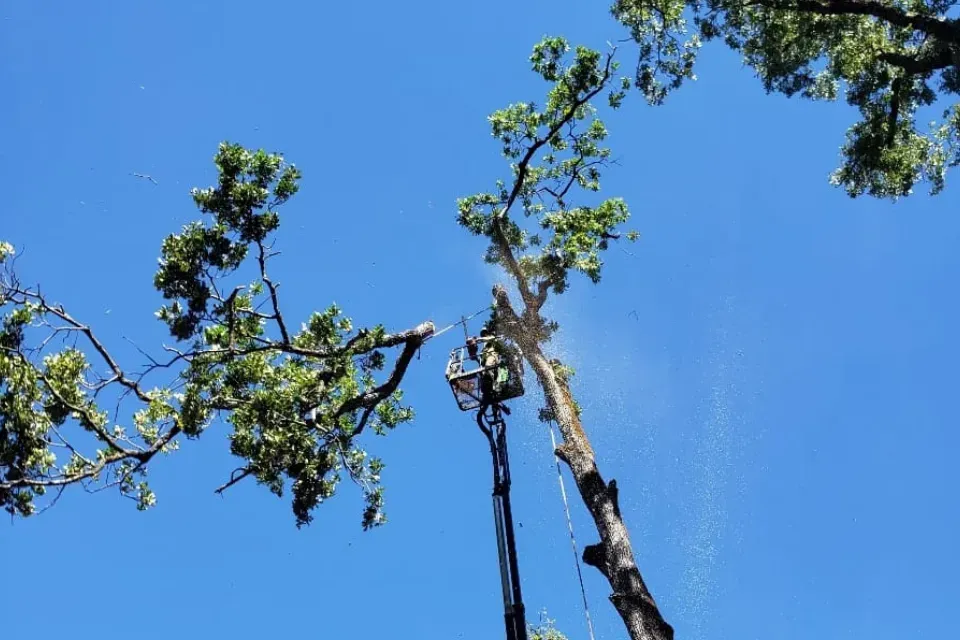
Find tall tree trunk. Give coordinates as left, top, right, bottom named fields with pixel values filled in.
left=493, top=285, right=673, bottom=640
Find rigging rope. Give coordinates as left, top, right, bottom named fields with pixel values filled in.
left=549, top=423, right=597, bottom=640
left=422, top=305, right=494, bottom=343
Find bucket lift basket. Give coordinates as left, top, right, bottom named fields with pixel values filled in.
left=445, top=337, right=524, bottom=411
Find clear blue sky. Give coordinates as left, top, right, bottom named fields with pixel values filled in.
left=2, top=2, right=958, bottom=639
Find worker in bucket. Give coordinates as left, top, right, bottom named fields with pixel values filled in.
left=477, top=328, right=511, bottom=403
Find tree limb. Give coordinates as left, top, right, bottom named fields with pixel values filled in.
left=215, top=467, right=253, bottom=494
left=332, top=321, right=435, bottom=434
left=745, top=0, right=960, bottom=45
left=256, top=240, right=290, bottom=344
left=491, top=50, right=617, bottom=308
left=7, top=285, right=152, bottom=403
left=878, top=44, right=954, bottom=75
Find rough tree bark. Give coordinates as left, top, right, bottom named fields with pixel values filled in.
left=492, top=285, right=673, bottom=640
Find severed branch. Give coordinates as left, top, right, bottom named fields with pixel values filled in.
left=131, top=320, right=434, bottom=384
left=3, top=142, right=439, bottom=522
left=212, top=321, right=435, bottom=494
left=215, top=467, right=253, bottom=494
left=2, top=271, right=434, bottom=507
left=132, top=173, right=159, bottom=185
left=535, top=279, right=552, bottom=310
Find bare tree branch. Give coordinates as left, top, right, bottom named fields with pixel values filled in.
left=7, top=285, right=152, bottom=403
left=256, top=240, right=290, bottom=344
left=215, top=467, right=253, bottom=494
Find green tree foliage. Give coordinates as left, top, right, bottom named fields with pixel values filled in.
left=612, top=0, right=960, bottom=198
left=0, top=144, right=432, bottom=527
left=457, top=36, right=637, bottom=318
left=528, top=611, right=571, bottom=640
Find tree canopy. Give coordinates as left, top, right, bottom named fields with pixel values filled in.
left=612, top=0, right=960, bottom=198
left=457, top=36, right=636, bottom=319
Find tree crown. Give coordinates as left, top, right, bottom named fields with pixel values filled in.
left=613, top=0, right=960, bottom=197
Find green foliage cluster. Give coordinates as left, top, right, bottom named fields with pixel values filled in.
left=0, top=268, right=162, bottom=517
left=154, top=143, right=417, bottom=528
left=528, top=611, right=571, bottom=640
left=613, top=0, right=960, bottom=197
left=457, top=37, right=638, bottom=329
left=0, top=143, right=425, bottom=527
left=457, top=37, right=637, bottom=432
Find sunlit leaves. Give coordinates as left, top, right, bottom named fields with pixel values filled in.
left=531, top=36, right=571, bottom=82
left=0, top=281, right=167, bottom=516
left=612, top=0, right=700, bottom=105
left=831, top=99, right=939, bottom=196
left=613, top=0, right=960, bottom=197
left=154, top=142, right=299, bottom=341
left=541, top=198, right=631, bottom=287
left=528, top=611, right=570, bottom=640
left=40, top=348, right=90, bottom=425
left=1, top=141, right=422, bottom=529
left=457, top=37, right=639, bottom=303
left=134, top=390, right=177, bottom=446
left=150, top=143, right=419, bottom=527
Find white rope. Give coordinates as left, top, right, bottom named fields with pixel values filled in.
left=549, top=423, right=597, bottom=640
left=423, top=305, right=493, bottom=343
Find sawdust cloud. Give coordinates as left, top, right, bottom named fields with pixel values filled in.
left=481, top=262, right=754, bottom=638
left=675, top=295, right=750, bottom=639
left=522, top=287, right=750, bottom=639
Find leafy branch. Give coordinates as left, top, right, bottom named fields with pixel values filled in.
left=613, top=0, right=960, bottom=197
left=0, top=144, right=433, bottom=528
left=458, top=37, right=637, bottom=320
